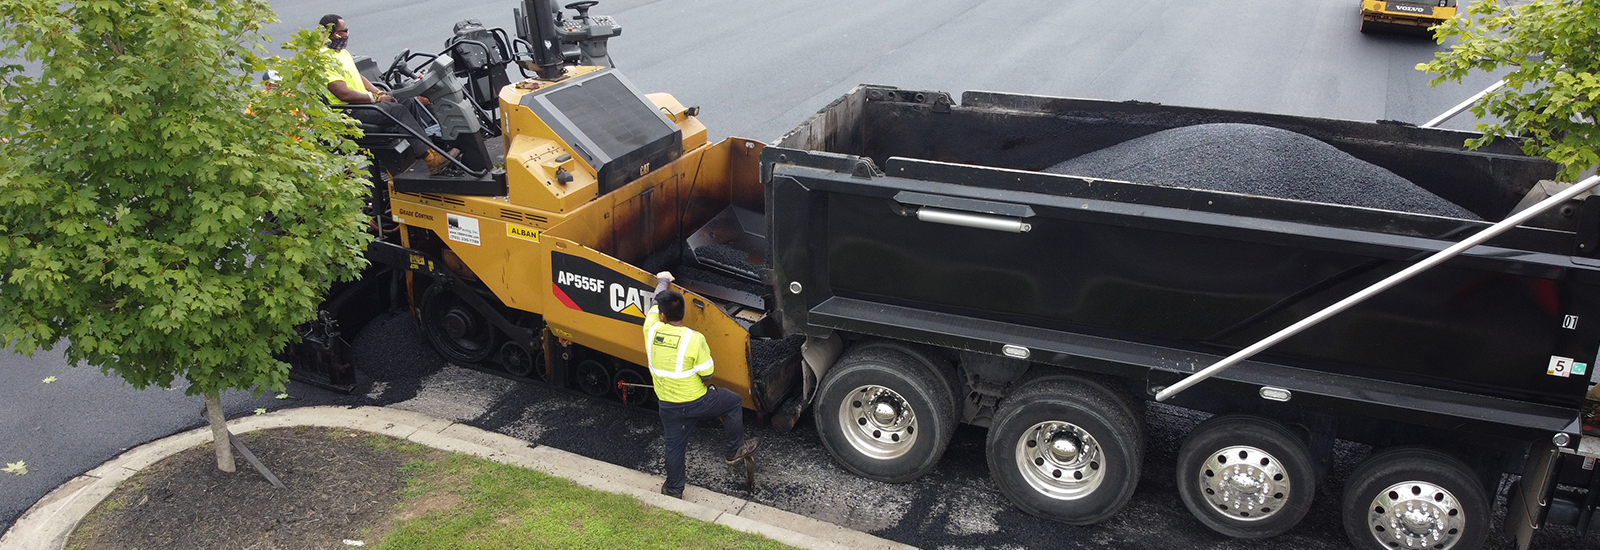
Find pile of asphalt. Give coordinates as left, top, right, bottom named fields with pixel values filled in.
left=692, top=242, right=767, bottom=282
left=673, top=264, right=765, bottom=298
left=1043, top=123, right=1481, bottom=220
left=749, top=334, right=805, bottom=378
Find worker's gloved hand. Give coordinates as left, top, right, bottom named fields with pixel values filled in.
left=656, top=271, right=674, bottom=283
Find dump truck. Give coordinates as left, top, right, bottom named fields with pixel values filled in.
left=284, top=1, right=1600, bottom=549
left=1360, top=0, right=1457, bottom=34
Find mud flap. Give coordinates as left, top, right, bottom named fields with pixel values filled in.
left=1508, top=441, right=1560, bottom=550
left=768, top=393, right=806, bottom=434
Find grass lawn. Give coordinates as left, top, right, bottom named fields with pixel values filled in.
left=371, top=436, right=797, bottom=550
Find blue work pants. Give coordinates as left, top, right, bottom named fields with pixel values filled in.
left=658, top=387, right=744, bottom=494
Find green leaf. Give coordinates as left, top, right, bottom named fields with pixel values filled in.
left=1418, top=0, right=1600, bottom=180
left=0, top=1, right=371, bottom=398
left=2, top=461, right=26, bottom=476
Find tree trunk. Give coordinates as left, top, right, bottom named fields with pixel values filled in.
left=204, top=391, right=236, bottom=473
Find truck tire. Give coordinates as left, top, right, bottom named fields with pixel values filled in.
left=987, top=378, right=1143, bottom=525
left=813, top=347, right=957, bottom=483
left=420, top=284, right=499, bottom=364
left=1341, top=447, right=1489, bottom=550
left=1176, top=415, right=1315, bottom=539
left=849, top=341, right=961, bottom=423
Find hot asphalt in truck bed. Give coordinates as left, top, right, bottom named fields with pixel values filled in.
left=1044, top=123, right=1482, bottom=220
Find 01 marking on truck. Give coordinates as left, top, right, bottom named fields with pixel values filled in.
left=507, top=224, right=541, bottom=243
left=550, top=251, right=655, bottom=325
left=446, top=214, right=481, bottom=246
left=1565, top=315, right=1579, bottom=330
left=1549, top=355, right=1587, bottom=377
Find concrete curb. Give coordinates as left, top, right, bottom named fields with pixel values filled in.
left=0, top=405, right=918, bottom=550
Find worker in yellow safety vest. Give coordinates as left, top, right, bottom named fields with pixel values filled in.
left=645, top=271, right=760, bottom=498
left=317, top=14, right=456, bottom=175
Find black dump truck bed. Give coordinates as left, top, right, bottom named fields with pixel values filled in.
left=762, top=85, right=1595, bottom=443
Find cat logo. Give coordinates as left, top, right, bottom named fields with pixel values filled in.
left=610, top=283, right=652, bottom=318
left=639, top=163, right=650, bottom=176
left=550, top=251, right=657, bottom=325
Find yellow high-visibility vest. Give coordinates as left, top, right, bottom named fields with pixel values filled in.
left=324, top=49, right=366, bottom=106
left=643, top=306, right=713, bottom=403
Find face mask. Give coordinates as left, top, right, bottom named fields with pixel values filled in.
left=329, top=36, right=348, bottom=51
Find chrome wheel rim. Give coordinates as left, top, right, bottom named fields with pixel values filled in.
left=1366, top=481, right=1466, bottom=549
left=838, top=384, right=919, bottom=460
left=1198, top=445, right=1291, bottom=522
left=1015, top=421, right=1104, bottom=500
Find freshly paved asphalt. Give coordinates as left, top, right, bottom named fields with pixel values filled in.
left=2, top=1, right=1573, bottom=549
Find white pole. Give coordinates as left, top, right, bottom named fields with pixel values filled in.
left=1421, top=79, right=1506, bottom=129
left=1156, top=175, right=1600, bottom=402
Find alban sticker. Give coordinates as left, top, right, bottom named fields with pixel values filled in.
left=507, top=224, right=541, bottom=242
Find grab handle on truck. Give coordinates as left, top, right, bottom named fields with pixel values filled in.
left=1155, top=174, right=1600, bottom=402
left=915, top=207, right=1033, bottom=233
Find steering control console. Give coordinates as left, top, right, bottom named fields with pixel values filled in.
left=555, top=1, right=621, bottom=67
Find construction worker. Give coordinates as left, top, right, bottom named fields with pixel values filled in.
left=646, top=271, right=759, bottom=498
left=318, top=14, right=456, bottom=175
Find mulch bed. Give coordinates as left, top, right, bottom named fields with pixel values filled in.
left=67, top=427, right=425, bottom=550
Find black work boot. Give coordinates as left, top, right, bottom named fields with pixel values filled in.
left=660, top=481, right=683, bottom=499
left=724, top=436, right=761, bottom=465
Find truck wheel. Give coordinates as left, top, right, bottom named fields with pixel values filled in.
left=987, top=378, right=1143, bottom=525
left=1341, top=447, right=1488, bottom=550
left=1176, top=415, right=1315, bottom=539
left=849, top=341, right=960, bottom=424
left=420, top=284, right=498, bottom=364
left=813, top=347, right=956, bottom=483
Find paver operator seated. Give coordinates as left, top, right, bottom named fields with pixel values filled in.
left=645, top=271, right=760, bottom=498
left=319, top=14, right=456, bottom=175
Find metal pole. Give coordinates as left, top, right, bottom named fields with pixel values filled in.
left=1421, top=79, right=1506, bottom=129
left=1156, top=175, right=1600, bottom=402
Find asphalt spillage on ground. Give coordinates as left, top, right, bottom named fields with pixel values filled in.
left=323, top=310, right=1600, bottom=549
left=1044, top=123, right=1481, bottom=220
left=18, top=310, right=1599, bottom=549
